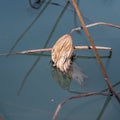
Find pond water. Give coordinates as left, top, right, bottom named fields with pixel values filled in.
left=0, top=0, right=120, bottom=120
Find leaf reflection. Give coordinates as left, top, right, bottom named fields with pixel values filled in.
left=51, top=62, right=87, bottom=91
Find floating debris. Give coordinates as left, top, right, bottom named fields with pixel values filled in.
left=52, top=34, right=74, bottom=72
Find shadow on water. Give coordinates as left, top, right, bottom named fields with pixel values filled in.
left=8, top=0, right=51, bottom=54
left=96, top=96, right=112, bottom=120
left=102, top=80, right=120, bottom=92
left=17, top=1, right=70, bottom=95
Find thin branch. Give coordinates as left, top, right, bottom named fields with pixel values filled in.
left=52, top=92, right=111, bottom=120
left=70, top=22, right=120, bottom=33
left=72, top=0, right=120, bottom=103
left=75, top=46, right=112, bottom=50
left=0, top=46, right=112, bottom=56
left=85, top=22, right=120, bottom=29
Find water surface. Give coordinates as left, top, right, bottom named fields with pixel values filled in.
left=0, top=0, right=120, bottom=120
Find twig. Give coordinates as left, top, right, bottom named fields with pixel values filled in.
left=0, top=46, right=112, bottom=56
left=70, top=22, right=120, bottom=33
left=75, top=46, right=112, bottom=51
left=52, top=92, right=111, bottom=120
left=72, top=0, right=120, bottom=103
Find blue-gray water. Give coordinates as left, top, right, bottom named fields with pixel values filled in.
left=0, top=0, right=120, bottom=120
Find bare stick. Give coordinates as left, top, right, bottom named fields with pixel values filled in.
left=0, top=48, right=52, bottom=56
left=0, top=46, right=112, bottom=56
left=75, top=46, right=112, bottom=57
left=52, top=92, right=111, bottom=120
left=16, top=48, right=52, bottom=54
left=72, top=0, right=120, bottom=103
left=75, top=46, right=112, bottom=50
left=70, top=22, right=120, bottom=33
